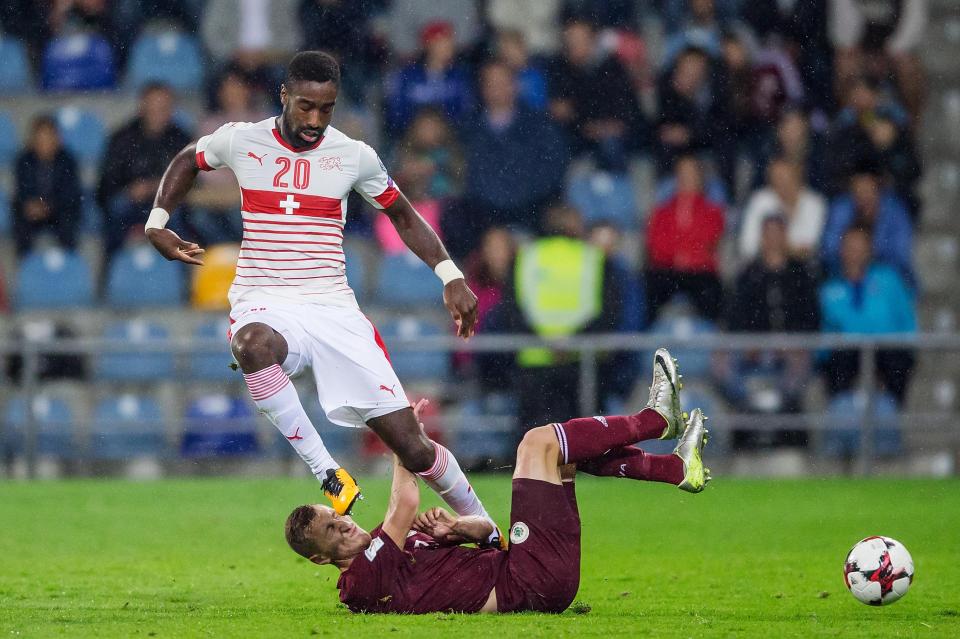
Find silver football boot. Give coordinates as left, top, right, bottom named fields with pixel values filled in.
left=646, top=348, right=685, bottom=440
left=674, top=408, right=711, bottom=493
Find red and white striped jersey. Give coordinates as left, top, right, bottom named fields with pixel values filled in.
left=196, top=117, right=400, bottom=309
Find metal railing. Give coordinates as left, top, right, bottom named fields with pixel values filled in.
left=2, top=332, right=958, bottom=478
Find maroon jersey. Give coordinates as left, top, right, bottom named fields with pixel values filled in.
left=337, top=526, right=504, bottom=613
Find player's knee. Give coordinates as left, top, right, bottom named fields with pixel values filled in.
left=517, top=425, right=560, bottom=460
left=395, top=434, right=435, bottom=473
left=231, top=324, right=282, bottom=369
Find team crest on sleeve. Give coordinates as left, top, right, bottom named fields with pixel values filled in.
left=509, top=522, right=530, bottom=545
left=364, top=537, right=385, bottom=561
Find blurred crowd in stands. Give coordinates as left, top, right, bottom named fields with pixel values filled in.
left=0, top=0, right=932, bottom=452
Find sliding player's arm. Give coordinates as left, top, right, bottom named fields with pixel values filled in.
left=146, top=143, right=205, bottom=265
left=380, top=454, right=421, bottom=549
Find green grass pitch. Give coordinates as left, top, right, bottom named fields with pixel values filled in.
left=1, top=476, right=958, bottom=638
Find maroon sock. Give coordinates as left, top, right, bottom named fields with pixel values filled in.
left=552, top=408, right=667, bottom=464
left=578, top=446, right=684, bottom=485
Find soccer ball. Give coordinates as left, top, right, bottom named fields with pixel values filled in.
left=843, top=536, right=914, bottom=606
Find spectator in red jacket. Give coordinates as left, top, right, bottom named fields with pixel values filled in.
left=645, top=154, right=725, bottom=320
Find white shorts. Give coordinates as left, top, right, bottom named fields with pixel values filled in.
left=229, top=301, right=409, bottom=428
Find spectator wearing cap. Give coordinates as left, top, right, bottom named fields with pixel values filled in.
left=13, top=115, right=82, bottom=256
left=387, top=0, right=481, bottom=60
left=545, top=17, right=645, bottom=172
left=645, top=154, right=725, bottom=321
left=96, top=82, right=191, bottom=257
left=445, top=60, right=567, bottom=258
left=720, top=214, right=820, bottom=444
left=821, top=164, right=913, bottom=283
left=384, top=20, right=475, bottom=135
left=739, top=156, right=827, bottom=261
left=820, top=226, right=916, bottom=404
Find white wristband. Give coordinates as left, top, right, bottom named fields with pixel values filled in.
left=145, top=207, right=170, bottom=231
left=434, top=259, right=464, bottom=286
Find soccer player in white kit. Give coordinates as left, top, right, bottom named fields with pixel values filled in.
left=145, top=51, right=500, bottom=545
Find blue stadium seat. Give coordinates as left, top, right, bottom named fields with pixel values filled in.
left=0, top=111, right=19, bottom=167
left=80, top=191, right=103, bottom=235
left=126, top=31, right=203, bottom=92
left=15, top=248, right=95, bottom=310
left=56, top=107, right=107, bottom=167
left=375, top=253, right=443, bottom=306
left=646, top=314, right=718, bottom=380
left=95, top=320, right=175, bottom=381
left=0, top=187, right=10, bottom=235
left=91, top=394, right=166, bottom=459
left=41, top=34, right=116, bottom=91
left=378, top=316, right=450, bottom=381
left=181, top=395, right=259, bottom=457
left=344, top=245, right=367, bottom=303
left=106, top=244, right=185, bottom=308
left=822, top=392, right=902, bottom=458
left=3, top=395, right=76, bottom=457
left=189, top=318, right=236, bottom=381
left=0, top=37, right=31, bottom=93
left=567, top=171, right=639, bottom=229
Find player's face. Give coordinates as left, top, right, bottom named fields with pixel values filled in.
left=309, top=506, right=370, bottom=562
left=279, top=80, right=338, bottom=147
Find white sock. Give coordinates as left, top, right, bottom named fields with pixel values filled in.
left=417, top=442, right=497, bottom=540
left=244, top=364, right=338, bottom=481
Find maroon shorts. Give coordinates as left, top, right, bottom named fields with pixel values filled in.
left=495, top=479, right=581, bottom=613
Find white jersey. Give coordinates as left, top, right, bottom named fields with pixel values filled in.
left=196, top=117, right=400, bottom=309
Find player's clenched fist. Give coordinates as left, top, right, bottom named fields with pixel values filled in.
left=146, top=228, right=206, bottom=266
left=443, top=279, right=478, bottom=339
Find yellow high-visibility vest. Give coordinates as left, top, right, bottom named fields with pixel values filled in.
left=515, top=237, right=604, bottom=367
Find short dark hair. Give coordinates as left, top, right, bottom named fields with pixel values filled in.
left=285, top=505, right=321, bottom=559
left=139, top=81, right=173, bottom=99
left=286, top=51, right=340, bottom=87
left=30, top=113, right=58, bottom=134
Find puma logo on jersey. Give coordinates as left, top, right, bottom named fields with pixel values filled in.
left=378, top=384, right=397, bottom=397
left=247, top=151, right=266, bottom=165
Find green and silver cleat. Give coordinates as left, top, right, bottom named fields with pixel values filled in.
left=674, top=408, right=711, bottom=493
left=647, top=347, right=685, bottom=440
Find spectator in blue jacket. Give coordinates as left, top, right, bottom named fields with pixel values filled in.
left=384, top=20, right=475, bottom=135
left=821, top=165, right=914, bottom=283
left=443, top=60, right=568, bottom=258
left=820, top=226, right=916, bottom=404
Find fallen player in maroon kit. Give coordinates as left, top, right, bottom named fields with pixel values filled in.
left=283, top=349, right=710, bottom=614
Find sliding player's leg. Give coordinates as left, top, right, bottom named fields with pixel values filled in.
left=576, top=410, right=711, bottom=492
left=231, top=321, right=356, bottom=512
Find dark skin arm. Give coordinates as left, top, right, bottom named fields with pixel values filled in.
left=382, top=193, right=478, bottom=339
left=146, top=142, right=206, bottom=266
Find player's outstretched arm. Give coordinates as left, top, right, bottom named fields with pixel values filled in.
left=383, top=194, right=478, bottom=338
left=146, top=143, right=205, bottom=266
left=381, top=454, right=421, bottom=549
